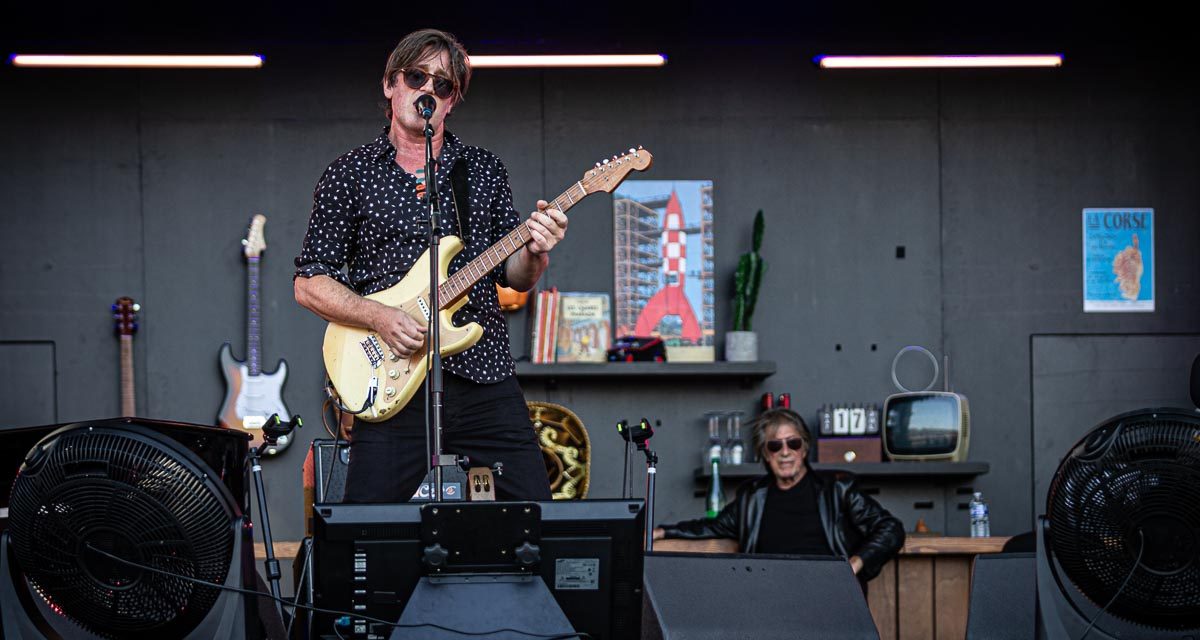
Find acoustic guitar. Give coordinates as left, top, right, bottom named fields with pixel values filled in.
left=323, top=147, right=653, bottom=422
left=112, top=297, right=140, bottom=416
left=218, top=214, right=293, bottom=455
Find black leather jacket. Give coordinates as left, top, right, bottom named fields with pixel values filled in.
left=661, top=468, right=905, bottom=581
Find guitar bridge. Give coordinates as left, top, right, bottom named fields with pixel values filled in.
left=361, top=335, right=385, bottom=369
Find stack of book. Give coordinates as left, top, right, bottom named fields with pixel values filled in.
left=529, top=290, right=611, bottom=364
left=530, top=288, right=559, bottom=364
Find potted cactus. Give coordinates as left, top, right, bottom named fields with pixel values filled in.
left=726, top=210, right=765, bottom=362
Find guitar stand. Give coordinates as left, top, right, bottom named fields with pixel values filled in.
left=251, top=413, right=301, bottom=623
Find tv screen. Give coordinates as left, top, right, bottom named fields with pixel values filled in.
left=310, top=499, right=645, bottom=640
left=883, top=392, right=969, bottom=460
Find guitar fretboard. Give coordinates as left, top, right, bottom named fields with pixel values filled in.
left=247, top=257, right=261, bottom=376
left=120, top=335, right=135, bottom=416
left=437, top=183, right=586, bottom=306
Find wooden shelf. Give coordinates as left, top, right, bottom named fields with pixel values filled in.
left=516, top=361, right=776, bottom=388
left=694, top=461, right=990, bottom=480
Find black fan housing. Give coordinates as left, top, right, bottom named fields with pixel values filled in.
left=7, top=423, right=244, bottom=638
left=1044, top=408, right=1200, bottom=634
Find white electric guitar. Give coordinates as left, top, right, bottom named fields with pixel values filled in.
left=323, top=147, right=653, bottom=422
left=218, top=214, right=293, bottom=455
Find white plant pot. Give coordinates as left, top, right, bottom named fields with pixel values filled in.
left=724, top=331, right=758, bottom=362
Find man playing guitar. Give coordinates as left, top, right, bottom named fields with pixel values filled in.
left=294, top=28, right=566, bottom=502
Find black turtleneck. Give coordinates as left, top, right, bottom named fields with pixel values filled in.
left=755, top=472, right=834, bottom=556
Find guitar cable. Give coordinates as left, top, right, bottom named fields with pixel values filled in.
left=82, top=543, right=589, bottom=640
left=325, top=375, right=378, bottom=416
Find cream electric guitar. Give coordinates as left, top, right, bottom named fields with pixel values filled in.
left=218, top=214, right=293, bottom=455
left=324, top=147, right=653, bottom=422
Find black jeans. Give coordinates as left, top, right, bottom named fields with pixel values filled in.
left=343, top=373, right=551, bottom=502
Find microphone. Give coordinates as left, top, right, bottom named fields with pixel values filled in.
left=414, top=94, right=436, bottom=119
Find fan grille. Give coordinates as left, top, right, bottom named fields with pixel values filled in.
left=8, top=425, right=237, bottom=638
left=1047, top=412, right=1200, bottom=630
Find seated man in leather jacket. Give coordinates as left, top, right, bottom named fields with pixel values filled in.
left=653, top=408, right=905, bottom=583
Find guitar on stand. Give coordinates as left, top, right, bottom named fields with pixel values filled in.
left=218, top=214, right=295, bottom=456
left=112, top=297, right=140, bottom=416
left=322, top=147, right=654, bottom=423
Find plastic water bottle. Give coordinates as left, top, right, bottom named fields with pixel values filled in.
left=969, top=492, right=991, bottom=537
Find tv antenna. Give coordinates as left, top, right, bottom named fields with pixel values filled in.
left=890, top=345, right=952, bottom=393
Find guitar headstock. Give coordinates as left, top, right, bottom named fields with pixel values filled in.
left=580, top=146, right=653, bottom=195
left=112, top=296, right=140, bottom=336
left=242, top=214, right=267, bottom=258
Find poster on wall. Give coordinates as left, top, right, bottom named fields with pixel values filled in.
left=613, top=180, right=715, bottom=361
left=1082, top=208, right=1154, bottom=312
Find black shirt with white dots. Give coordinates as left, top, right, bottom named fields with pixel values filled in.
left=294, top=127, right=520, bottom=383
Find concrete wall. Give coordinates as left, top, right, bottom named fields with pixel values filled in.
left=2, top=44, right=1197, bottom=543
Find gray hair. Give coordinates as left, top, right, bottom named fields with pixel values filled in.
left=751, top=408, right=812, bottom=470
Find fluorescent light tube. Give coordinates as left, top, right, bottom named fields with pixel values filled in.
left=816, top=55, right=1063, bottom=69
left=469, top=54, right=666, bottom=68
left=9, top=54, right=264, bottom=68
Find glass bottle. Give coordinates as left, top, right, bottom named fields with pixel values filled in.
left=706, top=456, right=725, bottom=518
left=703, top=411, right=723, bottom=467
left=728, top=411, right=745, bottom=465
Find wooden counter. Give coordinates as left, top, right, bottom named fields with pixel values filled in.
left=874, top=536, right=1011, bottom=640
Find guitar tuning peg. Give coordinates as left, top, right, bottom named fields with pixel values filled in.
left=133, top=304, right=141, bottom=312
left=638, top=145, right=644, bottom=149
left=595, top=162, right=601, bottom=168
left=629, top=148, right=636, bottom=154
left=602, top=158, right=609, bottom=164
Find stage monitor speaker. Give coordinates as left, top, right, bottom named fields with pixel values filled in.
left=642, top=552, right=878, bottom=640
left=313, top=438, right=350, bottom=503
left=965, top=552, right=1035, bottom=639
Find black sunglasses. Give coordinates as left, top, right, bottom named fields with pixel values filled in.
left=400, top=68, right=456, bottom=100
left=765, top=437, right=805, bottom=454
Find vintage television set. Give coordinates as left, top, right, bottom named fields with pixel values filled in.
left=882, top=391, right=970, bottom=461
left=308, top=499, right=645, bottom=640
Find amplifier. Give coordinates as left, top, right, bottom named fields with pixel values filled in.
left=304, top=439, right=350, bottom=536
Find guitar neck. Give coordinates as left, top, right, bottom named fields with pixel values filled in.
left=247, top=257, right=262, bottom=376
left=120, top=335, right=135, bottom=416
left=438, top=182, right=588, bottom=307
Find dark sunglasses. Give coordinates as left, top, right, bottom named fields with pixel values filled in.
left=765, top=437, right=805, bottom=454
left=400, top=68, right=456, bottom=100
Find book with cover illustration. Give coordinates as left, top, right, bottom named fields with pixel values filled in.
left=555, top=292, right=611, bottom=363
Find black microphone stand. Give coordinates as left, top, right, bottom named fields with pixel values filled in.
left=252, top=413, right=301, bottom=623
left=628, top=420, right=657, bottom=549
left=419, top=97, right=456, bottom=501
left=631, top=419, right=659, bottom=551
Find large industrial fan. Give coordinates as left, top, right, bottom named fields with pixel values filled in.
left=1037, top=408, right=1200, bottom=639
left=0, top=420, right=258, bottom=639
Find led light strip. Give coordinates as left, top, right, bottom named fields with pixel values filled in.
left=469, top=54, right=666, bottom=68
left=816, top=54, right=1063, bottom=69
left=9, top=54, right=264, bottom=68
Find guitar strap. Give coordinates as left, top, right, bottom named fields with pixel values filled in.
left=449, top=158, right=470, bottom=243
